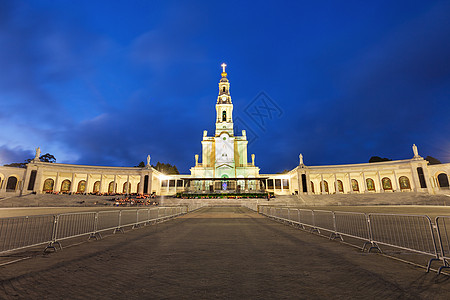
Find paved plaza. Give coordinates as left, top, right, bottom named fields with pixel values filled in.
left=1, top=207, right=450, bottom=299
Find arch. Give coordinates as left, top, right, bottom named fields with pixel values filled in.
left=382, top=177, right=392, bottom=190
left=310, top=181, right=315, bottom=194
left=77, top=180, right=86, bottom=193
left=399, top=176, right=411, bottom=190
left=222, top=111, right=226, bottom=122
left=123, top=182, right=131, bottom=193
left=93, top=181, right=100, bottom=193
left=320, top=180, right=329, bottom=193
left=336, top=180, right=344, bottom=193
left=61, top=179, right=71, bottom=193
left=108, top=181, right=116, bottom=194
left=43, top=178, right=54, bottom=193
left=437, top=173, right=449, bottom=189
left=351, top=179, right=359, bottom=192
left=223, top=86, right=226, bottom=92
left=366, top=178, right=375, bottom=191
left=6, top=176, right=18, bottom=191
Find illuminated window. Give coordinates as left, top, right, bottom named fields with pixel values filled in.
left=222, top=111, right=226, bottom=121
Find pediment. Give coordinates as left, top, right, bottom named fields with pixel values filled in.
left=216, top=163, right=234, bottom=169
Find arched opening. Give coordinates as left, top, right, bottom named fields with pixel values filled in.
left=108, top=181, right=116, bottom=194
left=301, top=174, right=307, bottom=193
left=6, top=176, right=18, bottom=191
left=399, top=176, right=411, bottom=190
left=43, top=178, right=54, bottom=193
left=77, top=180, right=86, bottom=193
left=123, top=182, right=131, bottom=193
left=437, top=173, right=449, bottom=189
left=351, top=179, right=359, bottom=192
left=382, top=177, right=392, bottom=190
left=27, top=170, right=37, bottom=190
left=310, top=181, right=315, bottom=194
left=417, top=167, right=427, bottom=188
left=335, top=180, right=344, bottom=193
left=222, top=111, right=226, bottom=122
left=93, top=181, right=100, bottom=193
left=223, top=86, right=226, bottom=92
left=143, top=175, right=149, bottom=193
left=366, top=178, right=375, bottom=191
left=320, top=180, right=329, bottom=193
left=61, top=180, right=71, bottom=193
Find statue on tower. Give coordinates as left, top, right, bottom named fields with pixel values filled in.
left=35, top=147, right=41, bottom=161
left=412, top=144, right=420, bottom=158
left=299, top=153, right=304, bottom=165
left=146, top=155, right=151, bottom=166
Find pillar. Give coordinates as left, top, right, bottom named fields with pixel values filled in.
left=147, top=171, right=153, bottom=195
left=70, top=173, right=76, bottom=193
left=126, top=174, right=130, bottom=194
left=306, top=172, right=312, bottom=195
left=99, top=174, right=104, bottom=194
left=377, top=171, right=383, bottom=193
left=334, top=173, right=339, bottom=194
left=362, top=172, right=367, bottom=193
left=138, top=173, right=144, bottom=195
left=113, top=175, right=117, bottom=193
left=34, top=168, right=43, bottom=194
left=393, top=170, right=400, bottom=192
left=54, top=172, right=60, bottom=192
left=85, top=173, right=90, bottom=194
left=347, top=173, right=353, bottom=194
left=321, top=174, right=325, bottom=195
left=297, top=169, right=303, bottom=195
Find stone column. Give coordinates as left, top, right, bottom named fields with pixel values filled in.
left=421, top=164, right=433, bottom=194
left=361, top=172, right=367, bottom=193
left=54, top=172, right=60, bottom=193
left=99, top=174, right=104, bottom=194
left=113, top=175, right=117, bottom=193
left=393, top=170, right=400, bottom=192
left=126, top=174, right=130, bottom=194
left=347, top=173, right=353, bottom=194
left=70, top=173, right=76, bottom=193
left=147, top=171, right=153, bottom=195
left=297, top=169, right=303, bottom=194
left=321, top=174, right=325, bottom=195
left=21, top=167, right=32, bottom=195
left=85, top=173, right=90, bottom=194
left=334, top=174, right=339, bottom=194
left=377, top=171, right=383, bottom=193
left=34, top=168, right=43, bottom=194
left=410, top=165, right=419, bottom=192
left=138, top=173, right=144, bottom=195
left=306, top=172, right=312, bottom=195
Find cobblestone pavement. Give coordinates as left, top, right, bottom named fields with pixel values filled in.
left=1, top=207, right=450, bottom=299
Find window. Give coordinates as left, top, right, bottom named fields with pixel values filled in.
left=366, top=178, right=375, bottom=191
left=351, top=179, right=359, bottom=192
left=282, top=179, right=289, bottom=189
left=27, top=170, right=37, bottom=190
left=399, top=176, right=411, bottom=190
left=78, top=180, right=86, bottom=193
left=437, top=173, right=449, bottom=189
left=223, top=86, right=226, bottom=92
left=267, top=179, right=274, bottom=189
left=176, top=180, right=183, bottom=187
left=382, top=177, right=392, bottom=190
left=275, top=179, right=281, bottom=189
left=43, top=178, right=54, bottom=192
left=320, top=180, right=329, bottom=193
left=222, top=111, right=226, bottom=122
left=61, top=180, right=71, bottom=192
left=169, top=179, right=176, bottom=187
left=6, top=176, right=18, bottom=191
left=417, top=167, right=427, bottom=188
left=310, top=181, right=315, bottom=194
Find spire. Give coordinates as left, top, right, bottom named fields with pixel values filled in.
left=218, top=63, right=231, bottom=104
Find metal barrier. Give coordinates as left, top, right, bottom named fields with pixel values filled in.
left=435, top=216, right=450, bottom=274
left=0, top=206, right=187, bottom=255
left=259, top=205, right=446, bottom=273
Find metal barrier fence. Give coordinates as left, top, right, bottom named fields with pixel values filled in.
left=259, top=205, right=448, bottom=274
left=0, top=206, right=187, bottom=255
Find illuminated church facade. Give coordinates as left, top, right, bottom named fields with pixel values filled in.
left=0, top=64, right=449, bottom=197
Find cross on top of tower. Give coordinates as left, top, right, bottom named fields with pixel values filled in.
left=221, top=63, right=227, bottom=73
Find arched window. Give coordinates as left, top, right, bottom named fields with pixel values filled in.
left=382, top=177, right=392, bottom=190
left=351, top=179, right=359, bottom=192
left=77, top=180, right=86, bottom=193
left=123, top=182, right=131, bottom=193
left=366, top=178, right=375, bottom=191
left=6, top=176, right=18, bottom=191
left=336, top=180, right=344, bottom=193
left=437, top=173, right=449, bottom=189
left=61, top=180, right=71, bottom=193
left=93, top=181, right=100, bottom=193
left=43, top=178, right=54, bottom=193
left=310, top=181, right=315, bottom=194
left=108, top=181, right=116, bottom=194
left=399, top=176, right=411, bottom=190
left=223, top=86, right=226, bottom=92
left=320, top=180, right=329, bottom=193
left=222, top=111, right=226, bottom=122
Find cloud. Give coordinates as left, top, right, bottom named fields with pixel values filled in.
left=0, top=145, right=33, bottom=165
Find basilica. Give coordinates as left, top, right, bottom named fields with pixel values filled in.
left=0, top=65, right=449, bottom=198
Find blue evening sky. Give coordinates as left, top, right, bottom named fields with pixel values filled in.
left=0, top=0, right=449, bottom=173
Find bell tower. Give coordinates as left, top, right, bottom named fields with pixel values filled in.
left=215, top=63, right=234, bottom=136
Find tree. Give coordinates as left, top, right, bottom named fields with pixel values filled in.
left=135, top=161, right=145, bottom=167
left=369, top=156, right=392, bottom=163
left=425, top=156, right=442, bottom=165
left=153, top=161, right=180, bottom=174
left=4, top=153, right=56, bottom=168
